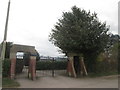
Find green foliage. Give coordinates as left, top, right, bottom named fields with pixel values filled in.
left=96, top=60, right=118, bottom=73
left=96, top=53, right=104, bottom=61
left=118, top=41, right=120, bottom=73
left=2, top=59, right=11, bottom=77
left=88, top=71, right=118, bottom=77
left=2, top=59, right=24, bottom=77
left=36, top=61, right=53, bottom=70
left=49, top=6, right=109, bottom=72
left=54, top=60, right=67, bottom=70
left=49, top=6, right=109, bottom=54
left=36, top=60, right=67, bottom=70
left=110, top=43, right=118, bottom=63
left=2, top=78, right=20, bottom=88
left=15, top=60, right=24, bottom=74
left=5, top=42, right=13, bottom=59
left=36, top=52, right=40, bottom=61
left=83, top=52, right=102, bottom=72
left=94, top=41, right=119, bottom=74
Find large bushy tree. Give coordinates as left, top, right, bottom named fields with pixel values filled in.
left=49, top=6, right=110, bottom=72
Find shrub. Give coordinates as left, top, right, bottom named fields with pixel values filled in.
left=36, top=60, right=52, bottom=70
left=2, top=59, right=11, bottom=77
left=118, top=42, right=120, bottom=74
left=36, top=60, right=67, bottom=70
left=96, top=60, right=118, bottom=74
left=15, top=59, right=24, bottom=74
left=54, top=61, right=67, bottom=70
left=2, top=59, right=24, bottom=77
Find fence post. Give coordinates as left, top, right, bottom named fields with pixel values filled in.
left=52, top=58, right=55, bottom=77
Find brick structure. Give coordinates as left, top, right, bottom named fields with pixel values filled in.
left=9, top=44, right=38, bottom=80
left=28, top=56, right=36, bottom=80
left=10, top=58, right=16, bottom=79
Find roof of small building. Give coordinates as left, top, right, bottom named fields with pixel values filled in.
left=11, top=44, right=37, bottom=54
left=10, top=44, right=38, bottom=59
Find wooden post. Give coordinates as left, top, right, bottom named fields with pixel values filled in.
left=52, top=58, right=55, bottom=77
left=81, top=57, right=88, bottom=76
left=69, top=57, right=77, bottom=78
left=80, top=58, right=83, bottom=76
left=67, top=59, right=72, bottom=76
left=28, top=57, right=31, bottom=78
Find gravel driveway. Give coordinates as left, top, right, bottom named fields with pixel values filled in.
left=15, top=70, right=119, bottom=88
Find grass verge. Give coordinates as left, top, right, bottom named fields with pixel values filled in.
left=88, top=71, right=118, bottom=78
left=2, top=78, right=20, bottom=88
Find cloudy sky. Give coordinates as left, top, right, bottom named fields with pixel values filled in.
left=0, top=0, right=119, bottom=57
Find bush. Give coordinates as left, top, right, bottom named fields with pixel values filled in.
left=36, top=61, right=53, bottom=70
left=84, top=53, right=98, bottom=73
left=54, top=61, right=67, bottom=70
left=2, top=59, right=11, bottom=77
left=2, top=59, right=24, bottom=77
left=15, top=59, right=24, bottom=74
left=118, top=42, right=120, bottom=74
left=95, top=52, right=118, bottom=73
left=96, top=60, right=117, bottom=73
left=36, top=60, right=67, bottom=70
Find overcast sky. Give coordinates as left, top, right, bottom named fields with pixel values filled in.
left=0, top=0, right=119, bottom=57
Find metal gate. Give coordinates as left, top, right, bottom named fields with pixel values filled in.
left=36, top=59, right=67, bottom=77
left=36, top=70, right=66, bottom=77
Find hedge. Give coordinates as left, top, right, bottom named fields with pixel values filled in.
left=15, top=59, right=24, bottom=74
left=36, top=60, right=67, bottom=70
left=2, top=59, right=11, bottom=77
left=95, top=60, right=118, bottom=73
left=2, top=59, right=24, bottom=77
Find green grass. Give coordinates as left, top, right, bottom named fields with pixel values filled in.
left=88, top=71, right=118, bottom=78
left=2, top=78, right=20, bottom=88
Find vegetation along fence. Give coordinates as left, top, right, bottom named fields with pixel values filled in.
left=36, top=59, right=67, bottom=77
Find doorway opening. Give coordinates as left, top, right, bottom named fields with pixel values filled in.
left=73, top=56, right=80, bottom=76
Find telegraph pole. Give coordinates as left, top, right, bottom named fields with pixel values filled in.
left=0, top=0, right=11, bottom=60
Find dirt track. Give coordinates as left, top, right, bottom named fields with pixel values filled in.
left=15, top=71, right=119, bottom=88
